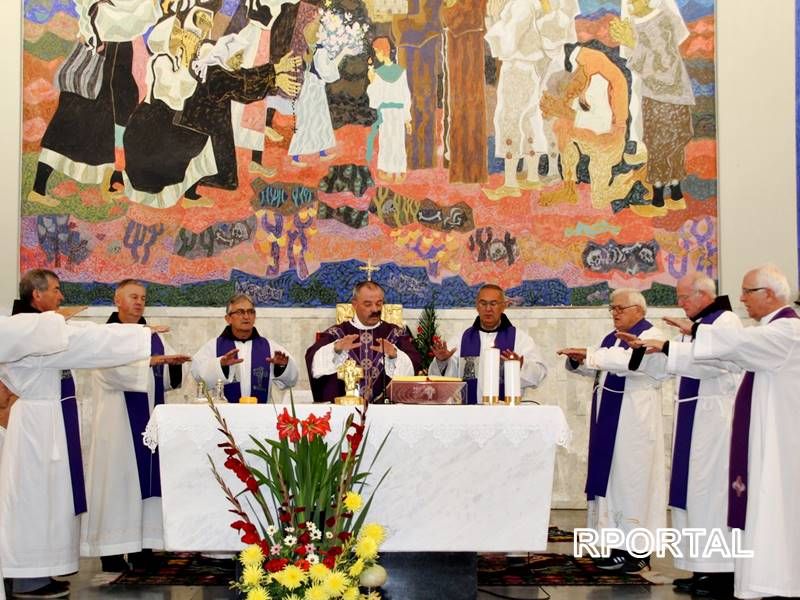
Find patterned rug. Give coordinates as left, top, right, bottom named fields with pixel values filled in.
left=111, top=553, right=234, bottom=587
left=477, top=553, right=655, bottom=586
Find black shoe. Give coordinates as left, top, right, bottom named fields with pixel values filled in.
left=673, top=574, right=697, bottom=593
left=652, top=185, right=665, bottom=207
left=692, top=573, right=733, bottom=598
left=129, top=549, right=154, bottom=571
left=670, top=182, right=684, bottom=201
left=12, top=580, right=69, bottom=598
left=100, top=554, right=130, bottom=572
left=593, top=554, right=626, bottom=570
left=622, top=555, right=650, bottom=574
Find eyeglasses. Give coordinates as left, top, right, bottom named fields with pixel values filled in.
left=228, top=308, right=256, bottom=317
left=608, top=304, right=637, bottom=314
left=741, top=287, right=767, bottom=295
left=676, top=291, right=699, bottom=302
left=477, top=300, right=504, bottom=309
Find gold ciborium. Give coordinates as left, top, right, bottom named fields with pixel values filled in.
left=335, top=358, right=364, bottom=406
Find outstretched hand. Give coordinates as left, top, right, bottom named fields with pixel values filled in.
left=663, top=316, right=693, bottom=336
left=431, top=338, right=456, bottom=362
left=151, top=354, right=192, bottom=366
left=371, top=338, right=397, bottom=359
left=500, top=349, right=524, bottom=366
left=556, top=347, right=587, bottom=363
left=56, top=306, right=87, bottom=320
left=266, top=351, right=289, bottom=367
left=219, top=348, right=243, bottom=367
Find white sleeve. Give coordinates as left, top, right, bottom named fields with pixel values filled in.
left=311, top=341, right=348, bottom=378
left=0, top=312, right=69, bottom=362
left=586, top=325, right=667, bottom=376
left=515, top=330, right=547, bottom=388
left=191, top=338, right=231, bottom=388
left=269, top=340, right=298, bottom=389
left=386, top=349, right=414, bottom=377
left=693, top=317, right=799, bottom=372
left=35, top=322, right=151, bottom=370
left=93, top=359, right=150, bottom=393
left=427, top=335, right=461, bottom=377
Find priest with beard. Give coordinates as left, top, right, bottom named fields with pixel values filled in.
left=306, top=281, right=422, bottom=403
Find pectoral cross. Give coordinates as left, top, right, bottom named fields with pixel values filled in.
left=358, top=258, right=380, bottom=281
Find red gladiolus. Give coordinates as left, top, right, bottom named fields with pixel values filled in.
left=277, top=408, right=301, bottom=442
left=322, top=556, right=336, bottom=569
left=301, top=411, right=332, bottom=442
left=326, top=516, right=337, bottom=528
left=242, top=531, right=260, bottom=544
left=246, top=477, right=259, bottom=493
left=298, top=532, right=311, bottom=544
left=294, top=545, right=307, bottom=556
left=266, top=558, right=289, bottom=573
left=279, top=511, right=292, bottom=523
left=257, top=540, right=270, bottom=556
left=346, top=423, right=365, bottom=454
left=337, top=531, right=352, bottom=542
left=295, top=559, right=310, bottom=571
left=327, top=545, right=343, bottom=558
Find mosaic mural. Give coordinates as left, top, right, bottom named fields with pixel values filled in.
left=20, top=0, right=717, bottom=306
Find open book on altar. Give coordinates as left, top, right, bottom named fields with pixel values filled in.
left=387, top=376, right=465, bottom=405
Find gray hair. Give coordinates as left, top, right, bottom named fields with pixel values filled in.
left=19, top=269, right=58, bottom=304
left=351, top=281, right=385, bottom=301
left=749, top=264, right=792, bottom=303
left=611, top=288, right=647, bottom=313
left=225, top=293, right=254, bottom=313
left=477, top=283, right=507, bottom=301
left=681, top=272, right=716, bottom=296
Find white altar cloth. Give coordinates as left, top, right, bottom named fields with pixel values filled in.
left=145, top=404, right=569, bottom=552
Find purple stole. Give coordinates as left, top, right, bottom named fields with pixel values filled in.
left=728, top=306, right=799, bottom=529
left=60, top=371, right=87, bottom=515
left=123, top=333, right=165, bottom=499
left=585, top=318, right=652, bottom=500
left=669, top=309, right=727, bottom=510
left=215, top=335, right=271, bottom=403
left=459, top=324, right=516, bottom=405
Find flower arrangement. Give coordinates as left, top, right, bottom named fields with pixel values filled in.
left=412, top=301, right=441, bottom=374
left=208, top=401, right=390, bottom=600
left=317, top=9, right=368, bottom=60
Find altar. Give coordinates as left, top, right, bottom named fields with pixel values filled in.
left=145, top=404, right=569, bottom=553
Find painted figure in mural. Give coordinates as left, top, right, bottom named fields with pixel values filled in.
left=366, top=37, right=411, bottom=183
left=391, top=0, right=443, bottom=170
left=123, top=9, right=218, bottom=209
left=123, top=11, right=301, bottom=207
left=225, top=0, right=314, bottom=179
left=287, top=14, right=360, bottom=166
left=539, top=43, right=637, bottom=208
left=27, top=0, right=162, bottom=208
left=482, top=0, right=578, bottom=201
left=611, top=0, right=695, bottom=208
left=440, top=0, right=488, bottom=184
left=180, top=40, right=301, bottom=190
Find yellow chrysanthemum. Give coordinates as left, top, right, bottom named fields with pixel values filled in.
left=240, top=544, right=265, bottom=567
left=354, top=536, right=378, bottom=560
left=342, top=587, right=360, bottom=600
left=246, top=586, right=271, bottom=600
left=242, top=564, right=265, bottom=587
left=366, top=592, right=382, bottom=600
left=343, top=491, right=362, bottom=512
left=323, top=571, right=350, bottom=596
left=308, top=562, right=330, bottom=582
left=348, top=558, right=365, bottom=577
left=360, top=523, right=386, bottom=545
left=304, top=584, right=330, bottom=600
left=275, top=565, right=307, bottom=589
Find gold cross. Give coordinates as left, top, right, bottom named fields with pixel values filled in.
left=358, top=258, right=380, bottom=281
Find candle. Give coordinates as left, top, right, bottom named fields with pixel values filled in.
left=504, top=359, right=522, bottom=405
left=481, top=347, right=500, bottom=404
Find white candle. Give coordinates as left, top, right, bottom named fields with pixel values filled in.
left=504, top=359, right=522, bottom=405
left=481, top=347, right=500, bottom=403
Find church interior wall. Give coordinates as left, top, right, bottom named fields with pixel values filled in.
left=0, top=1, right=797, bottom=508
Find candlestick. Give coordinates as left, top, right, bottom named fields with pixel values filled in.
left=504, top=359, right=521, bottom=405
left=481, top=347, right=500, bottom=404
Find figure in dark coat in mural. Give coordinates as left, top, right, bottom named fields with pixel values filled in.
left=27, top=0, right=162, bottom=207
left=440, top=0, right=488, bottom=184
left=122, top=11, right=301, bottom=208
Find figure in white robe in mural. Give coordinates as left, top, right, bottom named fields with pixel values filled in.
left=690, top=304, right=800, bottom=599
left=612, top=0, right=694, bottom=207
left=28, top=0, right=162, bottom=207
left=80, top=326, right=182, bottom=558
left=0, top=323, right=151, bottom=578
left=366, top=38, right=411, bottom=182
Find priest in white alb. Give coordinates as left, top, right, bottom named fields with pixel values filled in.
left=428, top=284, right=547, bottom=404
left=81, top=280, right=190, bottom=572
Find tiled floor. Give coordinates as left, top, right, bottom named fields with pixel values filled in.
left=7, top=511, right=693, bottom=600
